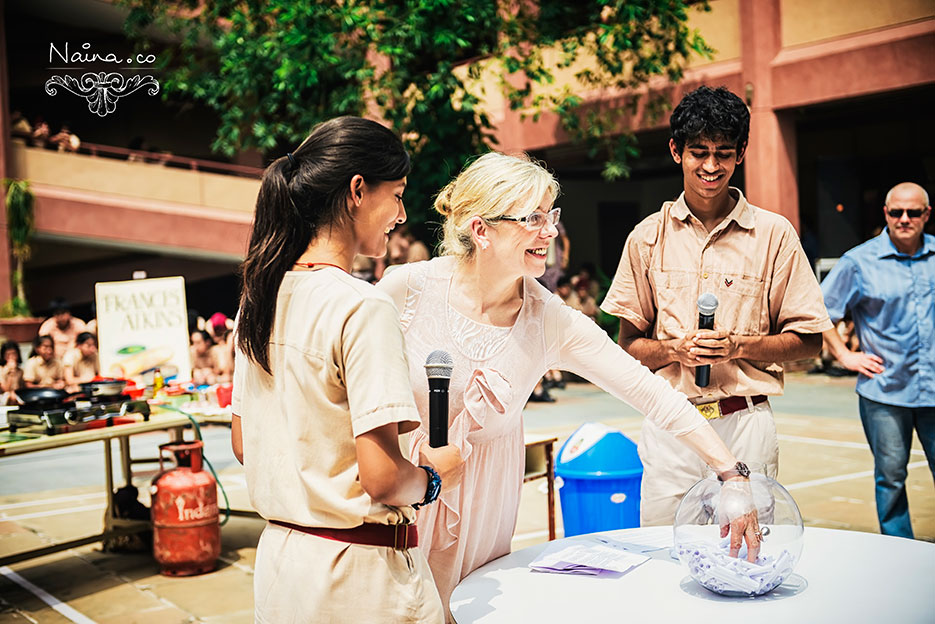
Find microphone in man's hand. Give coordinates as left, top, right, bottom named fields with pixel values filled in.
left=425, top=350, right=453, bottom=448
left=695, top=293, right=719, bottom=388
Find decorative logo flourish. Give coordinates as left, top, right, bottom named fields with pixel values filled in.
left=44, top=72, right=160, bottom=117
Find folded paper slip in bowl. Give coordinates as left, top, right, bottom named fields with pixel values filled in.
left=268, top=520, right=418, bottom=550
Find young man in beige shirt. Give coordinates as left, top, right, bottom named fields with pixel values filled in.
left=601, top=86, right=832, bottom=524
left=38, top=299, right=87, bottom=359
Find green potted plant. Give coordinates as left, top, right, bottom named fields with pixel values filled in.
left=0, top=178, right=43, bottom=342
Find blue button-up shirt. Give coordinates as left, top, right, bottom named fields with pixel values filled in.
left=821, top=230, right=935, bottom=407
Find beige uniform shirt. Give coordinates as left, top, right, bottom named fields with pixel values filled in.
left=601, top=188, right=832, bottom=402
left=38, top=317, right=87, bottom=359
left=63, top=349, right=99, bottom=383
left=23, top=356, right=65, bottom=386
left=1, top=365, right=23, bottom=392
left=232, top=268, right=421, bottom=529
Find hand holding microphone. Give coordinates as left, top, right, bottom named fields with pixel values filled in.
left=420, top=350, right=464, bottom=491
left=695, top=293, right=718, bottom=387
left=425, top=350, right=452, bottom=448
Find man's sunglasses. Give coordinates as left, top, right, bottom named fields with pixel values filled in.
left=886, top=208, right=926, bottom=219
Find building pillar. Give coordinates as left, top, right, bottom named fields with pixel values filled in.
left=739, top=0, right=800, bottom=231
left=0, top=0, right=15, bottom=305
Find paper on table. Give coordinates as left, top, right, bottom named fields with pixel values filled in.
left=594, top=529, right=674, bottom=553
left=529, top=537, right=651, bottom=576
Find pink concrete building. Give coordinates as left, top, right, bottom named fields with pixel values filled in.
left=495, top=0, right=934, bottom=279
left=0, top=0, right=932, bottom=320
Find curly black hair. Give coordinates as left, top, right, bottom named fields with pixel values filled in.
left=670, top=86, right=750, bottom=155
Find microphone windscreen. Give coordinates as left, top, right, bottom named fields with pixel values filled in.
left=425, top=350, right=453, bottom=379
left=697, top=292, right=719, bottom=316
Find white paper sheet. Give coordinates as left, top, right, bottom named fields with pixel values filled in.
left=529, top=537, right=651, bottom=576
left=591, top=530, right=672, bottom=554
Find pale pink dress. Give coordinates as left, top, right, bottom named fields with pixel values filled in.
left=378, top=257, right=707, bottom=611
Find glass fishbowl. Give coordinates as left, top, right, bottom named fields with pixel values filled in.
left=673, top=470, right=804, bottom=597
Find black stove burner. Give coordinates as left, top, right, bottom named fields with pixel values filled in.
left=9, top=394, right=150, bottom=435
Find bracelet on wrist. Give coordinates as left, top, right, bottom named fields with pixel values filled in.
left=412, top=465, right=441, bottom=510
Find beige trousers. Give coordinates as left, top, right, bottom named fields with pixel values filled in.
left=638, top=400, right=779, bottom=526
left=253, top=522, right=445, bottom=624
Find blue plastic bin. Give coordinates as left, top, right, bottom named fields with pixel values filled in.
left=555, top=423, right=643, bottom=537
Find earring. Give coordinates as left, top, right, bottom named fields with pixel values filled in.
left=480, top=241, right=489, bottom=250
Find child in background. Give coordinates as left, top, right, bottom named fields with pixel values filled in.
left=24, top=335, right=65, bottom=389
left=0, top=340, right=24, bottom=404
left=64, top=332, right=100, bottom=389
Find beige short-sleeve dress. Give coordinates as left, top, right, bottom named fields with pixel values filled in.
left=234, top=268, right=444, bottom=623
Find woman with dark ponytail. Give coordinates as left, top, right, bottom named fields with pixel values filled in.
left=230, top=117, right=462, bottom=623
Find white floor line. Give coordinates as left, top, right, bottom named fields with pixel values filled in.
left=0, top=492, right=105, bottom=512
left=777, top=434, right=871, bottom=450
left=777, top=433, right=926, bottom=456
left=1, top=503, right=106, bottom=522
left=786, top=460, right=930, bottom=491
left=216, top=554, right=255, bottom=575
left=0, top=566, right=97, bottom=624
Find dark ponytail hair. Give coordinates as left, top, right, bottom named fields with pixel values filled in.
left=238, top=116, right=411, bottom=374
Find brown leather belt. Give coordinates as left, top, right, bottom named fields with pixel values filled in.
left=695, top=395, right=768, bottom=420
left=269, top=520, right=418, bottom=550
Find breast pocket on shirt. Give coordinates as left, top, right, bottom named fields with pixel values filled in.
left=715, top=273, right=765, bottom=335
left=650, top=269, right=694, bottom=336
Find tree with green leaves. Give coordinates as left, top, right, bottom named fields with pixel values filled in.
left=121, top=0, right=711, bottom=237
left=1, top=179, right=35, bottom=317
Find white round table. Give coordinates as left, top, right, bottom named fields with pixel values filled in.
left=450, top=526, right=935, bottom=623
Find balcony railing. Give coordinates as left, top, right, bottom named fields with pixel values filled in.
left=77, top=142, right=264, bottom=179
left=10, top=130, right=264, bottom=179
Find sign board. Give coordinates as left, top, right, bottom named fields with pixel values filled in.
left=95, top=276, right=191, bottom=382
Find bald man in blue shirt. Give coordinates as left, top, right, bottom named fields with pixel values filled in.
left=821, top=182, right=935, bottom=538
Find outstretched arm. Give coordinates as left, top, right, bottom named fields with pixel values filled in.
left=553, top=303, right=761, bottom=560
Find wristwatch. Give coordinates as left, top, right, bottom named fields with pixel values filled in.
left=717, top=461, right=750, bottom=482
left=412, top=465, right=441, bottom=510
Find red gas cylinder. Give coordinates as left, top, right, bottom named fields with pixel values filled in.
left=151, top=440, right=220, bottom=576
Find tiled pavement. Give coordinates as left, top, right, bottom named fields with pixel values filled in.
left=1, top=373, right=932, bottom=622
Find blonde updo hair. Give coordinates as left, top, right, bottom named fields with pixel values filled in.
left=435, top=152, right=560, bottom=259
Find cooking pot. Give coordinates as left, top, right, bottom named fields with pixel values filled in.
left=79, top=379, right=128, bottom=397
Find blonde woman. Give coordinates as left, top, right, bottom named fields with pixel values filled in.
left=377, top=152, right=760, bottom=613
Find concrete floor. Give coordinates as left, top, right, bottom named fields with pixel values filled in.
left=1, top=372, right=932, bottom=623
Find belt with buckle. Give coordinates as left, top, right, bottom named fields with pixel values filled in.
left=269, top=520, right=418, bottom=550
left=695, top=395, right=768, bottom=420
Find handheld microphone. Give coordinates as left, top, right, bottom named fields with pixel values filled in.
left=695, top=293, right=719, bottom=388
left=425, top=350, right=453, bottom=448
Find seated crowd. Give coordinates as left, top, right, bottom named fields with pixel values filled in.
left=1, top=299, right=235, bottom=403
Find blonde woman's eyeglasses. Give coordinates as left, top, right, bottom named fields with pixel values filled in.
left=495, top=207, right=561, bottom=231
